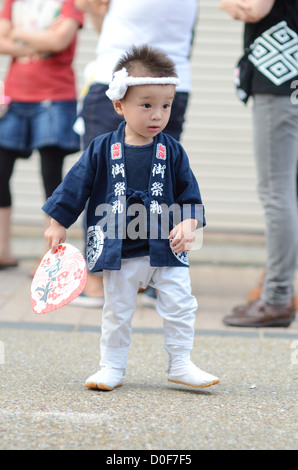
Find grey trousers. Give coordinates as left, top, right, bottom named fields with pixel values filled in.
left=253, top=94, right=298, bottom=305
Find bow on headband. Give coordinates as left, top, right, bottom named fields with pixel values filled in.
left=106, top=68, right=180, bottom=101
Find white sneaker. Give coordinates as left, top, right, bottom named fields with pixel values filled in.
left=168, top=362, right=220, bottom=389
left=85, top=367, right=124, bottom=391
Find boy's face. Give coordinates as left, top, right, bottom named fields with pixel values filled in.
left=113, top=84, right=176, bottom=145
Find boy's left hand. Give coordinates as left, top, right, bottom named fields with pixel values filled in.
left=169, top=219, right=197, bottom=254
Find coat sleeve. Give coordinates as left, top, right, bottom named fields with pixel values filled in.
left=42, top=139, right=100, bottom=228
left=173, top=142, right=206, bottom=228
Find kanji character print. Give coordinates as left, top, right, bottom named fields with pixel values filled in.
left=156, top=143, right=167, bottom=160
left=111, top=143, right=122, bottom=159
left=151, top=182, right=164, bottom=197
left=152, top=163, right=166, bottom=178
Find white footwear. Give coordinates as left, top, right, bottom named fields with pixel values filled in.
left=168, top=361, right=220, bottom=389
left=85, top=367, right=124, bottom=391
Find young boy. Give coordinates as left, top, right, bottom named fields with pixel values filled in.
left=43, top=45, right=220, bottom=391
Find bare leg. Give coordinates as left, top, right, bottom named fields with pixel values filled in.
left=84, top=273, right=104, bottom=297
left=0, top=207, right=17, bottom=265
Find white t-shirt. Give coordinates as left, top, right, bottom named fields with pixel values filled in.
left=91, top=0, right=198, bottom=92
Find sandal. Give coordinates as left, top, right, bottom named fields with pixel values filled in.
left=0, top=259, right=19, bottom=270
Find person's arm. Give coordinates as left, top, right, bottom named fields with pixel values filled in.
left=170, top=142, right=206, bottom=255
left=10, top=16, right=80, bottom=54
left=45, top=219, right=67, bottom=254
left=74, top=0, right=109, bottom=32
left=0, top=17, right=36, bottom=57
left=219, top=0, right=275, bottom=23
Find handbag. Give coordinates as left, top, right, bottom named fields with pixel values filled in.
left=234, top=47, right=254, bottom=104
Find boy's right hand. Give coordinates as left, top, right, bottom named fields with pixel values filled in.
left=45, top=219, right=67, bottom=254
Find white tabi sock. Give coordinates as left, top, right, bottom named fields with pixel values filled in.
left=165, top=347, right=220, bottom=389
left=85, top=367, right=125, bottom=391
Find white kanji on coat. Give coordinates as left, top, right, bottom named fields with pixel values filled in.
left=150, top=200, right=162, bottom=214
left=112, top=163, right=125, bottom=178
left=114, top=182, right=126, bottom=196
left=112, top=200, right=124, bottom=214
left=151, top=182, right=163, bottom=197
left=152, top=163, right=166, bottom=179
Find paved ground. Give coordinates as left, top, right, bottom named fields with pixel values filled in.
left=0, top=234, right=297, bottom=451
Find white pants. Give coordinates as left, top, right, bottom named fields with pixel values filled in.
left=100, top=257, right=198, bottom=370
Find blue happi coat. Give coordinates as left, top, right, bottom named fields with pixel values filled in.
left=42, top=121, right=205, bottom=271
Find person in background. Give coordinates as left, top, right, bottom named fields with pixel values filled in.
left=0, top=0, right=83, bottom=272
left=219, top=0, right=297, bottom=327
left=72, top=0, right=198, bottom=308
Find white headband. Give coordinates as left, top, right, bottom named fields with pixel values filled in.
left=106, top=67, right=180, bottom=101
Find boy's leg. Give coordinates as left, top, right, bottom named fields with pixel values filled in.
left=152, top=266, right=220, bottom=388
left=85, top=258, right=152, bottom=390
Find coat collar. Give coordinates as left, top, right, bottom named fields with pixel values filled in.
left=109, top=121, right=168, bottom=215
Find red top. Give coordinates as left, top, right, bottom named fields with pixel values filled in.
left=0, top=0, right=83, bottom=102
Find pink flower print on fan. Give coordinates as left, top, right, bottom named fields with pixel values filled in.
left=49, top=287, right=60, bottom=301
left=42, top=258, right=51, bottom=267
left=58, top=271, right=68, bottom=282
left=57, top=271, right=69, bottom=288
left=74, top=268, right=84, bottom=280
left=55, top=245, right=67, bottom=258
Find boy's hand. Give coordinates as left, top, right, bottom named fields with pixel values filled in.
left=45, top=219, right=67, bottom=254
left=169, top=219, right=197, bottom=254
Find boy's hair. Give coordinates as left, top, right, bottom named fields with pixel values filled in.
left=113, top=45, right=178, bottom=79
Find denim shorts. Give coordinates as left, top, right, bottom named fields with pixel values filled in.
left=0, top=100, right=80, bottom=157
left=80, top=83, right=189, bottom=149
